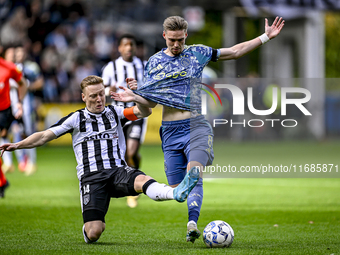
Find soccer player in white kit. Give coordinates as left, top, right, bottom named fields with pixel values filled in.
left=0, top=75, right=199, bottom=243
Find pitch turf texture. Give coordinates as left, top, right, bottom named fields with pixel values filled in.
left=1, top=141, right=339, bottom=255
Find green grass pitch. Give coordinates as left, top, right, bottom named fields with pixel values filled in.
left=0, top=141, right=339, bottom=254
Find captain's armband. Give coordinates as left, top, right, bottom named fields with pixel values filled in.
left=123, top=106, right=138, bottom=121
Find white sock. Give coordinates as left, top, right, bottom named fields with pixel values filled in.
left=14, top=148, right=24, bottom=163
left=27, top=148, right=37, bottom=164
left=146, top=182, right=174, bottom=201
left=187, top=220, right=197, bottom=227
left=0, top=138, right=13, bottom=166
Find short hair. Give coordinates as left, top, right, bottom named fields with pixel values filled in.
left=163, top=16, right=188, bottom=32
left=1, top=45, right=15, bottom=58
left=118, top=34, right=136, bottom=46
left=80, top=75, right=103, bottom=91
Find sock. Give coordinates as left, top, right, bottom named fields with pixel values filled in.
left=14, top=149, right=24, bottom=163
left=187, top=178, right=203, bottom=223
left=0, top=138, right=13, bottom=166
left=27, top=148, right=37, bottom=164
left=187, top=220, right=197, bottom=227
left=0, top=167, right=7, bottom=187
left=143, top=180, right=174, bottom=201
left=13, top=127, right=25, bottom=162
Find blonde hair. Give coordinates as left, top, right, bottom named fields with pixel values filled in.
left=80, top=75, right=103, bottom=91
left=163, top=16, right=188, bottom=32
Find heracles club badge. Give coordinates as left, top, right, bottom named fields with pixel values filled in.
left=83, top=194, right=90, bottom=205
left=106, top=111, right=115, bottom=122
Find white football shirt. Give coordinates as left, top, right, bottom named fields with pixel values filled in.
left=48, top=105, right=127, bottom=181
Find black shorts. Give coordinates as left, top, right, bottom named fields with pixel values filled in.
left=0, top=107, right=15, bottom=132
left=80, top=166, right=145, bottom=223
left=123, top=118, right=146, bottom=142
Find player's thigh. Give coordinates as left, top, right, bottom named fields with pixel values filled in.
left=163, top=148, right=187, bottom=186
left=186, top=117, right=214, bottom=167
left=160, top=121, right=190, bottom=185
left=125, top=119, right=144, bottom=143
left=109, top=166, right=145, bottom=197
left=80, top=181, right=110, bottom=222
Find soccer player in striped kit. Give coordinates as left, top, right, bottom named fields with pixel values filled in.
left=0, top=75, right=199, bottom=243
left=102, top=34, right=147, bottom=208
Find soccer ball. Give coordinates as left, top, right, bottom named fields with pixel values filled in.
left=203, top=220, right=234, bottom=248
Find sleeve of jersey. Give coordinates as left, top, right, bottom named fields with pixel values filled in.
left=32, top=62, right=43, bottom=81
left=11, top=64, right=23, bottom=83
left=101, top=63, right=114, bottom=87
left=114, top=105, right=125, bottom=119
left=48, top=112, right=76, bottom=138
left=191, top=45, right=220, bottom=66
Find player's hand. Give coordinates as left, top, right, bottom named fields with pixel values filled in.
left=265, top=16, right=285, bottom=40
left=109, top=85, right=117, bottom=94
left=0, top=143, right=18, bottom=157
left=126, top=78, right=138, bottom=90
left=14, top=102, right=23, bottom=119
left=111, top=86, right=135, bottom=102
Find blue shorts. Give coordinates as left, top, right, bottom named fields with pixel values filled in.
left=160, top=115, right=214, bottom=185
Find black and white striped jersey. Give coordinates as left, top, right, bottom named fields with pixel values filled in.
left=101, top=56, right=146, bottom=108
left=48, top=105, right=127, bottom=181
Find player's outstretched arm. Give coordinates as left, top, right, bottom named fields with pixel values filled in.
left=133, top=103, right=152, bottom=119
left=111, top=86, right=157, bottom=108
left=218, top=16, right=285, bottom=61
left=17, top=76, right=28, bottom=102
left=0, top=130, right=57, bottom=157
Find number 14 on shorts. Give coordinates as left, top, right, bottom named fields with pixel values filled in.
left=83, top=184, right=90, bottom=194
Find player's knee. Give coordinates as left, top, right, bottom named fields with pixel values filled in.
left=132, top=153, right=141, bottom=163
left=136, top=174, right=152, bottom=184
left=126, top=150, right=134, bottom=158
left=134, top=174, right=154, bottom=193
left=170, top=183, right=179, bottom=188
left=126, top=151, right=140, bottom=164
left=87, top=226, right=104, bottom=241
left=1, top=129, right=8, bottom=138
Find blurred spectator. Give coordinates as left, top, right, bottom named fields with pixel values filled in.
left=0, top=6, right=29, bottom=45
left=40, top=46, right=59, bottom=101
left=0, top=0, right=155, bottom=104
left=45, top=24, right=68, bottom=54
left=26, top=0, right=53, bottom=45
left=71, top=58, right=98, bottom=101
left=29, top=41, right=43, bottom=65
left=94, top=23, right=115, bottom=63
left=0, top=0, right=12, bottom=25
